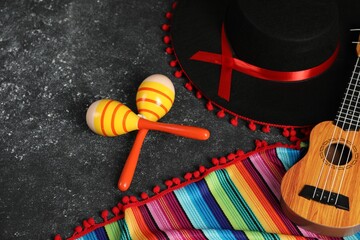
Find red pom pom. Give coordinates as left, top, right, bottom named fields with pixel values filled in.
left=117, top=203, right=124, bottom=211
left=255, top=139, right=263, bottom=148
left=165, top=12, right=173, bottom=19
left=290, top=128, right=297, bottom=137
left=184, top=172, right=192, bottom=181
left=163, top=36, right=171, bottom=44
left=227, top=153, right=236, bottom=160
left=140, top=192, right=149, bottom=200
left=217, top=110, right=225, bottom=118
left=236, top=150, right=244, bottom=156
left=83, top=220, right=91, bottom=228
left=248, top=122, right=256, bottom=131
left=196, top=91, right=202, bottom=99
left=166, top=47, right=173, bottom=54
left=282, top=128, right=290, bottom=137
left=193, top=171, right=201, bottom=178
left=230, top=117, right=238, bottom=126
left=172, top=177, right=181, bottom=185
left=74, top=226, right=83, bottom=233
left=54, top=234, right=62, bottom=240
left=199, top=165, right=206, bottom=173
left=185, top=82, right=193, bottom=91
left=262, top=125, right=270, bottom=133
left=290, top=136, right=298, bottom=142
left=153, top=185, right=161, bottom=194
left=112, top=206, right=120, bottom=216
left=206, top=101, right=214, bottom=111
left=169, top=60, right=177, bottom=67
left=174, top=70, right=182, bottom=78
left=88, top=217, right=96, bottom=226
left=211, top=158, right=219, bottom=166
left=162, top=24, right=170, bottom=31
left=172, top=2, right=178, bottom=9
left=130, top=196, right=138, bottom=203
left=165, top=180, right=173, bottom=188
left=219, top=156, right=227, bottom=164
left=122, top=196, right=130, bottom=204
left=101, top=210, right=109, bottom=221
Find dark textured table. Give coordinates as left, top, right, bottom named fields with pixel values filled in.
left=3, top=0, right=356, bottom=239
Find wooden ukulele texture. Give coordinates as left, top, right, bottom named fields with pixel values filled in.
left=281, top=33, right=360, bottom=237
left=281, top=121, right=360, bottom=237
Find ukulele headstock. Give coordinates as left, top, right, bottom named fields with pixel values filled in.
left=351, top=29, right=360, bottom=57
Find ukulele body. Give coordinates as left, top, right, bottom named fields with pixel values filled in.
left=281, top=121, right=360, bottom=237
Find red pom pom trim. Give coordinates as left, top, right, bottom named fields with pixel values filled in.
left=248, top=122, right=257, bottom=131
left=101, top=210, right=109, bottom=221
left=230, top=116, right=238, bottom=126
left=184, top=172, right=192, bottom=181
left=87, top=217, right=95, bottom=226
left=217, top=110, right=225, bottom=118
left=170, top=60, right=177, bottom=67
left=165, top=180, right=173, bottom=188
left=185, top=82, right=193, bottom=91
left=172, top=177, right=181, bottom=185
left=174, top=70, right=182, bottom=78
left=166, top=47, right=173, bottom=54
left=165, top=12, right=172, bottom=19
left=219, top=157, right=227, bottom=165
left=163, top=36, right=171, bottom=44
left=112, top=206, right=120, bottom=216
left=74, top=226, right=82, bottom=234
left=83, top=220, right=91, bottom=229
left=153, top=185, right=161, bottom=194
left=130, top=196, right=138, bottom=203
left=141, top=192, right=149, bottom=200
left=262, top=125, right=271, bottom=133
left=211, top=158, right=219, bottom=166
left=206, top=101, right=214, bottom=111
left=54, top=234, right=62, bottom=240
left=122, top=196, right=130, bottom=204
left=193, top=171, right=201, bottom=179
left=162, top=24, right=170, bottom=31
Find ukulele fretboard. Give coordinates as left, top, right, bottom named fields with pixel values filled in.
left=335, top=57, right=360, bottom=131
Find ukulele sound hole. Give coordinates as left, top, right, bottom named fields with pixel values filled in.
left=325, top=143, right=352, bottom=166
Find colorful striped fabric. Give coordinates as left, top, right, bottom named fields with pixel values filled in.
left=71, top=146, right=360, bottom=240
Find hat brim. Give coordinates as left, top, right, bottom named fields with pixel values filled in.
left=171, top=0, right=360, bottom=127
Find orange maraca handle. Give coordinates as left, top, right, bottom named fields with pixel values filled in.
left=138, top=118, right=210, bottom=140
left=118, top=129, right=149, bottom=191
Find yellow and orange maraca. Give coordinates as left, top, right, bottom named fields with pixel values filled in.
left=86, top=74, right=210, bottom=190
left=119, top=74, right=175, bottom=191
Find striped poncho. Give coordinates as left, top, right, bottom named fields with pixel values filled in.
left=64, top=145, right=360, bottom=240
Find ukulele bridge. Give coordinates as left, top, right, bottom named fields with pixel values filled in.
left=299, top=185, right=349, bottom=211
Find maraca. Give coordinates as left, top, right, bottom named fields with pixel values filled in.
left=86, top=99, right=210, bottom=139
left=118, top=74, right=175, bottom=191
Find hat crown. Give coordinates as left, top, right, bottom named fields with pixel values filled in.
left=225, top=0, right=339, bottom=71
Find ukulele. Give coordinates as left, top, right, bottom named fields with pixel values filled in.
left=280, top=32, right=360, bottom=237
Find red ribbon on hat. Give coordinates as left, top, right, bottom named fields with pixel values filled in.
left=190, top=24, right=339, bottom=101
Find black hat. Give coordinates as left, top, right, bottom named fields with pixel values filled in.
left=170, top=0, right=360, bottom=128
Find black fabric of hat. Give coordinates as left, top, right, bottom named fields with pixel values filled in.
left=171, top=0, right=360, bottom=127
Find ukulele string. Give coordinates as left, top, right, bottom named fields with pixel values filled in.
left=327, top=57, right=360, bottom=200
left=313, top=57, right=360, bottom=200
left=333, top=57, right=360, bottom=204
left=311, top=118, right=342, bottom=199
left=325, top=33, right=360, bottom=202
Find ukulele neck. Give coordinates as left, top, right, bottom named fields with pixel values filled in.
left=334, top=55, right=360, bottom=131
